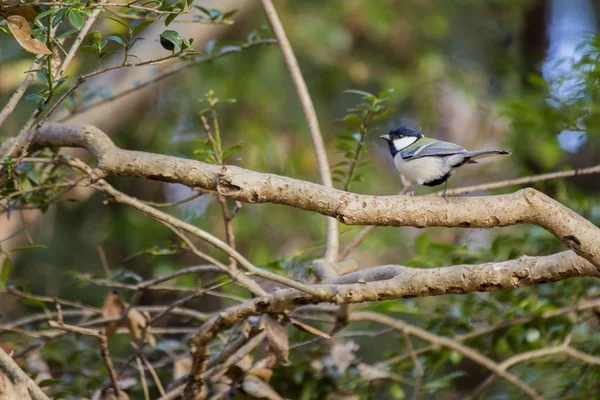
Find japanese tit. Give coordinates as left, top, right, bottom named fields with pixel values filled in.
left=380, top=126, right=510, bottom=196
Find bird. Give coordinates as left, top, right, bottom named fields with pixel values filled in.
left=379, top=126, right=510, bottom=196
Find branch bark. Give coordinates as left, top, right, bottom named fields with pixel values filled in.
left=180, top=250, right=597, bottom=396
left=27, top=123, right=600, bottom=270
left=0, top=347, right=50, bottom=400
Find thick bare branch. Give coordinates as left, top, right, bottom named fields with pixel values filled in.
left=28, top=123, right=600, bottom=269
left=182, top=250, right=597, bottom=396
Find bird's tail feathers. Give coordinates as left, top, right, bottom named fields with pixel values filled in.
left=464, top=150, right=510, bottom=160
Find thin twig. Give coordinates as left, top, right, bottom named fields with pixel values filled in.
left=0, top=61, right=36, bottom=128
left=99, top=330, right=123, bottom=397
left=3, top=3, right=104, bottom=163
left=339, top=186, right=411, bottom=260
left=402, top=330, right=423, bottom=400
left=440, top=164, right=600, bottom=196
left=140, top=352, right=167, bottom=397
left=58, top=39, right=277, bottom=122
left=96, top=245, right=111, bottom=278
left=349, top=312, right=542, bottom=400
left=135, top=356, right=150, bottom=400
left=260, top=0, right=338, bottom=263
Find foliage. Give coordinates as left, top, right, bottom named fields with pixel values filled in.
left=332, top=89, right=394, bottom=191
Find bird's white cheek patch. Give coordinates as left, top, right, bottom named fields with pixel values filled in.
left=393, top=137, right=417, bottom=150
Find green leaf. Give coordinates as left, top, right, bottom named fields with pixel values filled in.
left=38, top=379, right=63, bottom=388
left=223, top=143, right=244, bottom=160
left=105, top=16, right=130, bottom=30
left=344, top=89, right=375, bottom=98
left=131, top=20, right=153, bottom=36
left=106, top=35, right=127, bottom=47
left=372, top=108, right=395, bottom=121
left=24, top=93, right=45, bottom=104
left=160, top=30, right=182, bottom=52
left=343, top=114, right=363, bottom=130
left=56, top=28, right=79, bottom=40
left=35, top=9, right=56, bottom=22
left=37, top=69, right=49, bottom=86
left=222, top=9, right=239, bottom=20
left=23, top=297, right=48, bottom=311
left=165, top=13, right=178, bottom=27
left=415, top=232, right=429, bottom=255
left=0, top=257, right=11, bottom=289
left=10, top=244, right=48, bottom=252
left=68, top=10, right=85, bottom=30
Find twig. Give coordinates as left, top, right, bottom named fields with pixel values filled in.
left=402, top=330, right=423, bottom=400
left=0, top=61, right=36, bottom=128
left=7, top=287, right=100, bottom=313
left=209, top=330, right=268, bottom=379
left=260, top=0, right=339, bottom=263
left=200, top=114, right=238, bottom=269
left=338, top=186, right=411, bottom=260
left=96, top=245, right=111, bottom=278
left=135, top=356, right=150, bottom=400
left=2, top=3, right=104, bottom=164
left=58, top=39, right=277, bottom=122
left=349, top=312, right=542, bottom=400
left=379, top=296, right=600, bottom=367
left=140, top=352, right=167, bottom=397
left=0, top=347, right=50, bottom=400
left=468, top=338, right=600, bottom=399
left=440, top=164, right=600, bottom=196
left=164, top=223, right=263, bottom=296
left=99, top=330, right=124, bottom=398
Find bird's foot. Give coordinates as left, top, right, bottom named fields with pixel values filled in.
left=407, top=189, right=415, bottom=197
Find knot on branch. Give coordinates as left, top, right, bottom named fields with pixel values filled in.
left=216, top=168, right=242, bottom=195
left=563, top=235, right=582, bottom=251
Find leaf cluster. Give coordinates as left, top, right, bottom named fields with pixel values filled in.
left=332, top=89, right=394, bottom=191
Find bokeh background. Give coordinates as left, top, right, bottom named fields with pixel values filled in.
left=1, top=0, right=600, bottom=398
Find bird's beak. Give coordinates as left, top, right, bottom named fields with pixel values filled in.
left=379, top=134, right=390, bottom=141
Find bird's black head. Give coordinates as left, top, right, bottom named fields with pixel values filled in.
left=380, top=126, right=423, bottom=156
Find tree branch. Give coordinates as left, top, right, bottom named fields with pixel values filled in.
left=181, top=250, right=597, bottom=396
left=260, top=0, right=339, bottom=263
left=27, top=123, right=600, bottom=270
left=0, top=347, right=50, bottom=400
left=348, top=312, right=542, bottom=400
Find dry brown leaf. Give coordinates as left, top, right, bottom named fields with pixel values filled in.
left=247, top=367, right=273, bottom=382
left=126, top=308, right=157, bottom=348
left=241, top=375, right=282, bottom=400
left=6, top=15, right=51, bottom=55
left=289, top=317, right=331, bottom=339
left=0, top=1, right=38, bottom=21
left=259, top=315, right=289, bottom=364
left=101, top=290, right=124, bottom=336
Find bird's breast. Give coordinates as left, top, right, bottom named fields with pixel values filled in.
left=393, top=155, right=452, bottom=184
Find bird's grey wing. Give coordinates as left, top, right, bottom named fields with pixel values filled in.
left=400, top=139, right=467, bottom=160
